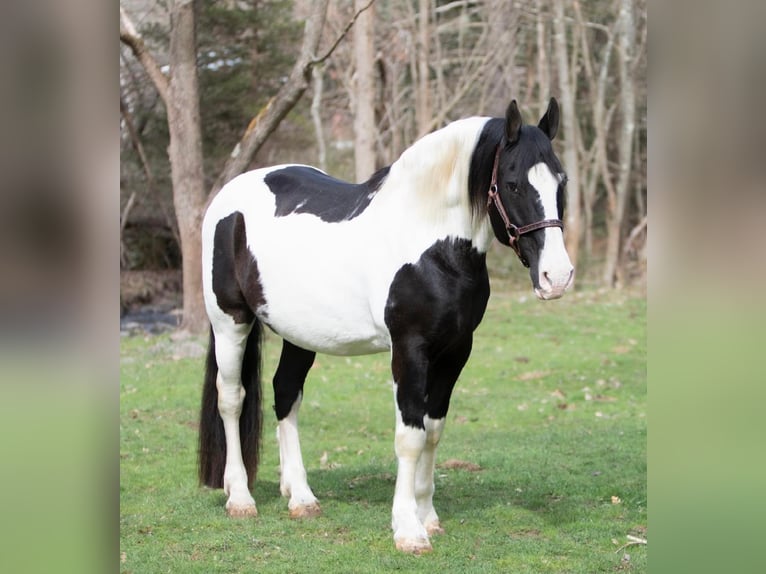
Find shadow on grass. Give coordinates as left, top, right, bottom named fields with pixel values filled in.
left=266, top=456, right=641, bottom=530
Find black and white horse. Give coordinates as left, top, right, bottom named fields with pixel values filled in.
left=198, top=98, right=573, bottom=554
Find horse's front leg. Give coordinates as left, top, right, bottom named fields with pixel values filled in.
left=392, top=390, right=431, bottom=554
left=415, top=416, right=446, bottom=536
left=415, top=337, right=472, bottom=536
left=390, top=341, right=432, bottom=554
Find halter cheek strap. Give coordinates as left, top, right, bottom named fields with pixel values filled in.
left=487, top=145, right=564, bottom=268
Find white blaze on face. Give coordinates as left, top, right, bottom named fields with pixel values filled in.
left=527, top=162, right=574, bottom=299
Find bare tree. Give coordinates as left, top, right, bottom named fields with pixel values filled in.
left=415, top=0, right=432, bottom=136
left=121, top=1, right=207, bottom=332
left=552, top=0, right=582, bottom=269
left=353, top=0, right=377, bottom=180
left=602, top=0, right=636, bottom=286
left=535, top=0, right=551, bottom=118
left=311, top=65, right=328, bottom=172
left=572, top=0, right=615, bottom=257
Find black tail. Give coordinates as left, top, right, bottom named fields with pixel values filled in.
left=198, top=322, right=263, bottom=489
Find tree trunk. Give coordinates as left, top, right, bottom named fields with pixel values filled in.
left=353, top=0, right=376, bottom=180
left=415, top=0, right=432, bottom=137
left=602, top=0, right=635, bottom=286
left=311, top=65, right=327, bottom=172
left=167, top=0, right=207, bottom=332
left=552, top=0, right=582, bottom=269
left=536, top=0, right=550, bottom=119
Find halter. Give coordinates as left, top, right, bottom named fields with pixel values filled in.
left=487, top=145, right=564, bottom=268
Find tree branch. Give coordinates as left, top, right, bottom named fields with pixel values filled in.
left=314, top=0, right=378, bottom=65
left=119, top=5, right=170, bottom=105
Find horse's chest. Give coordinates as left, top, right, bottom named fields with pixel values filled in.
left=384, top=237, right=490, bottom=351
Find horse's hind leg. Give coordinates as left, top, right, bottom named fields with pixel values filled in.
left=215, top=320, right=258, bottom=517
left=273, top=340, right=320, bottom=518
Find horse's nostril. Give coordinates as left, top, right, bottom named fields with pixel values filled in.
left=541, top=271, right=552, bottom=289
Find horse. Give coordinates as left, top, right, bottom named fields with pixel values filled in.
left=197, top=97, right=574, bottom=554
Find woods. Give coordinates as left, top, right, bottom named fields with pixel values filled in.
left=120, top=0, right=647, bottom=332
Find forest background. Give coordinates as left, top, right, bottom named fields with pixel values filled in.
left=119, top=0, right=647, bottom=331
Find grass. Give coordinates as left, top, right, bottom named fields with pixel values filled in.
left=120, top=286, right=646, bottom=573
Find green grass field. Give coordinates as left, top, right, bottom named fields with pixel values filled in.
left=120, top=286, right=646, bottom=573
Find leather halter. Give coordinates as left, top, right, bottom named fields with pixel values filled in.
left=486, top=145, right=564, bottom=268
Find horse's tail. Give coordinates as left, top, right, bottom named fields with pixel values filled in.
left=198, top=321, right=264, bottom=489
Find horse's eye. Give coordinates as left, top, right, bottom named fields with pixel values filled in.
left=506, top=182, right=518, bottom=193
left=559, top=173, right=568, bottom=186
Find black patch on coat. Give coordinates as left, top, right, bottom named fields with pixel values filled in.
left=264, top=165, right=391, bottom=222
left=384, top=238, right=490, bottom=429
left=211, top=211, right=266, bottom=324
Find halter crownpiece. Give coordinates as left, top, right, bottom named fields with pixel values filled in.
left=487, top=145, right=564, bottom=268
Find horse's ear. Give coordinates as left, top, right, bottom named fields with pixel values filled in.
left=538, top=97, right=559, bottom=140
left=505, top=99, right=523, bottom=145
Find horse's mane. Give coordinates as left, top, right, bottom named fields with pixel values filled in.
left=384, top=117, right=495, bottom=221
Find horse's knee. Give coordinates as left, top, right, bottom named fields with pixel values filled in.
left=424, top=416, right=445, bottom=447
left=395, top=424, right=427, bottom=459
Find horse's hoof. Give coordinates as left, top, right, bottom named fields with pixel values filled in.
left=226, top=503, right=258, bottom=518
left=395, top=536, right=433, bottom=555
left=289, top=502, right=322, bottom=519
left=425, top=521, right=445, bottom=536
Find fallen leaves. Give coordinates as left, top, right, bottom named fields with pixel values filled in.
left=437, top=459, right=482, bottom=472
left=319, top=451, right=341, bottom=470
left=515, top=370, right=551, bottom=381
left=613, top=531, right=648, bottom=553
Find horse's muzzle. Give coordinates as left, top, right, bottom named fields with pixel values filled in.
left=534, top=267, right=574, bottom=300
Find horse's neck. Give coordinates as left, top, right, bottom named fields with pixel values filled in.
left=382, top=118, right=493, bottom=251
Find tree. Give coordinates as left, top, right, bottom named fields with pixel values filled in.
left=602, top=0, right=636, bottom=286
left=353, top=0, right=377, bottom=180
left=121, top=1, right=206, bottom=332
left=552, top=0, right=582, bottom=269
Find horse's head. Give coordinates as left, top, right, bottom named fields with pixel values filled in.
left=488, top=98, right=574, bottom=300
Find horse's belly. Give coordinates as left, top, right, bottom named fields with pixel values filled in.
left=257, top=286, right=391, bottom=356
left=252, top=237, right=393, bottom=356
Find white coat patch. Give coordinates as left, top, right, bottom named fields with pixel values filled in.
left=527, top=162, right=574, bottom=295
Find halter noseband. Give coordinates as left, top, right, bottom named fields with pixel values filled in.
left=487, top=145, right=564, bottom=268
